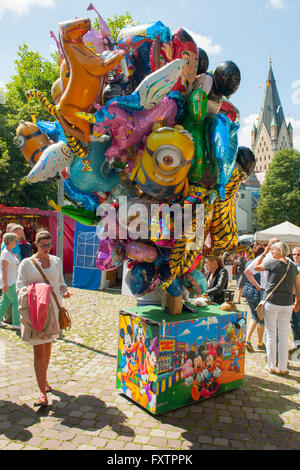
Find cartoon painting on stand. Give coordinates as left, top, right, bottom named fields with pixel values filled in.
left=155, top=312, right=246, bottom=413
left=117, top=315, right=159, bottom=413
left=117, top=309, right=246, bottom=415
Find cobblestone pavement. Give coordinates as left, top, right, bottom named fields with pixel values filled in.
left=0, top=288, right=299, bottom=451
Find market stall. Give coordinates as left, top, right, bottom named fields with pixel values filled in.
left=0, top=206, right=75, bottom=272
left=254, top=221, right=300, bottom=250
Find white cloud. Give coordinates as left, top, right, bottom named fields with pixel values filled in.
left=0, top=0, right=55, bottom=18
left=207, top=317, right=218, bottom=328
left=291, top=80, right=300, bottom=105
left=178, top=26, right=222, bottom=56
left=238, top=113, right=259, bottom=148
left=267, top=0, right=287, bottom=10
left=178, top=328, right=191, bottom=337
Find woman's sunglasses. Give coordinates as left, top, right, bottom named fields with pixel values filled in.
left=38, top=242, right=52, bottom=248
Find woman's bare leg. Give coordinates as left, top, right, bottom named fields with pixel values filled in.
left=33, top=344, right=47, bottom=394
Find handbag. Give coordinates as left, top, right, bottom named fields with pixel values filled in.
left=255, top=261, right=290, bottom=321
left=31, top=257, right=71, bottom=330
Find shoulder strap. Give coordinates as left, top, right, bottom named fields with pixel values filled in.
left=31, top=257, right=62, bottom=310
left=263, top=261, right=291, bottom=305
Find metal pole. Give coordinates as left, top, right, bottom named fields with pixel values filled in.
left=57, top=177, right=64, bottom=266
left=57, top=177, right=64, bottom=340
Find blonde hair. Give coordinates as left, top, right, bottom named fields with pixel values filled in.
left=12, top=225, right=23, bottom=233
left=5, top=223, right=17, bottom=233
left=3, top=233, right=17, bottom=246
left=271, top=242, right=290, bottom=257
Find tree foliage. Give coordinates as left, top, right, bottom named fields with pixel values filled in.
left=257, top=148, right=300, bottom=229
left=0, top=45, right=59, bottom=209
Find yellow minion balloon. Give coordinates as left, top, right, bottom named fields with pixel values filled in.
left=129, top=126, right=194, bottom=201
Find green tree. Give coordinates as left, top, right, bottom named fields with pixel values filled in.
left=0, top=136, right=10, bottom=199
left=257, top=148, right=300, bottom=228
left=0, top=45, right=59, bottom=209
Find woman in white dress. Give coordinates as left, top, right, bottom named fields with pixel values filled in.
left=16, top=231, right=72, bottom=407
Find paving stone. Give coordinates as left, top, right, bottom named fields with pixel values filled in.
left=166, top=439, right=182, bottom=449
left=58, top=442, right=79, bottom=450
left=134, top=435, right=150, bottom=444
left=105, top=440, right=126, bottom=450
left=41, top=439, right=63, bottom=450
left=89, top=437, right=108, bottom=448
left=150, top=429, right=166, bottom=437
left=198, top=435, right=213, bottom=444
left=213, top=438, right=229, bottom=447
left=149, top=437, right=167, bottom=447
left=124, top=443, right=143, bottom=450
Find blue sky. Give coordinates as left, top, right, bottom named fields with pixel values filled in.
left=0, top=0, right=300, bottom=149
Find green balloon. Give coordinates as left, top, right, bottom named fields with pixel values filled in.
left=60, top=205, right=98, bottom=226
left=184, top=88, right=208, bottom=183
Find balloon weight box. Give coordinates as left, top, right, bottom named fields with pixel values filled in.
left=116, top=304, right=247, bottom=415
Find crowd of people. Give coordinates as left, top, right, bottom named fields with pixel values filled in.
left=202, top=240, right=300, bottom=377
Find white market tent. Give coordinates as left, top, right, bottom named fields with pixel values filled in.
left=254, top=221, right=300, bottom=246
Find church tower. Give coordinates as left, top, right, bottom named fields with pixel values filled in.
left=252, top=60, right=293, bottom=173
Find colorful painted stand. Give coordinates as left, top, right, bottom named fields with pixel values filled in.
left=116, top=304, right=247, bottom=415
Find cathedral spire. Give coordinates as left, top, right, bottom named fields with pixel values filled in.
left=252, top=61, right=293, bottom=174
left=257, top=61, right=285, bottom=138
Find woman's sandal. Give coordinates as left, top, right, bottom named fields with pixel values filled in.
left=34, top=393, right=48, bottom=407
left=245, top=341, right=255, bottom=353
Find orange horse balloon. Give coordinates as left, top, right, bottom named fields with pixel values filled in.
left=58, top=18, right=124, bottom=144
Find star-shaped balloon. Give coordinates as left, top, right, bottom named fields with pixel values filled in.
left=81, top=160, right=93, bottom=173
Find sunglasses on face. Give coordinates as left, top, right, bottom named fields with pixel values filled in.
left=38, top=242, right=52, bottom=248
